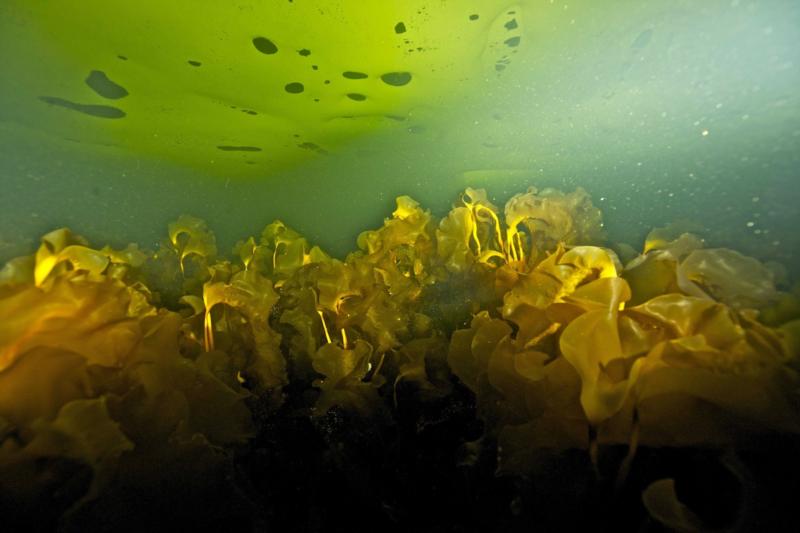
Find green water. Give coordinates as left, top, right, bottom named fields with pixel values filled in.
left=1, top=0, right=799, bottom=275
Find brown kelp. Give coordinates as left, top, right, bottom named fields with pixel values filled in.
left=1, top=187, right=798, bottom=530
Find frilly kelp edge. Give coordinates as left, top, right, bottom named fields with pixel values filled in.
left=1, top=186, right=799, bottom=531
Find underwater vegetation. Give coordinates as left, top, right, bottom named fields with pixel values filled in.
left=1, top=186, right=799, bottom=531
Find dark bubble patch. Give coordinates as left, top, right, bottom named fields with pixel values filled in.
left=346, top=93, right=367, bottom=101
left=505, top=19, right=518, bottom=31
left=117, top=55, right=128, bottom=61
left=394, top=22, right=406, bottom=34
left=188, top=60, right=202, bottom=67
left=284, top=82, right=305, bottom=94
left=217, top=145, right=262, bottom=152
left=504, top=36, right=521, bottom=47
left=297, top=142, right=328, bottom=155
left=469, top=14, right=479, bottom=21
left=342, top=71, right=368, bottom=79
left=39, top=96, right=126, bottom=119
left=85, top=70, right=129, bottom=100
left=298, top=49, right=311, bottom=56
left=380, top=72, right=412, bottom=87
left=253, top=37, right=278, bottom=55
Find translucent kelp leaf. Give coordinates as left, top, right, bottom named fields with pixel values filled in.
left=233, top=236, right=258, bottom=271
left=203, top=269, right=286, bottom=391
left=180, top=350, right=255, bottom=444
left=555, top=246, right=619, bottom=289
left=0, top=278, right=146, bottom=373
left=256, top=221, right=330, bottom=285
left=436, top=206, right=477, bottom=273
left=436, top=186, right=605, bottom=273
left=0, top=346, right=93, bottom=425
left=496, top=355, right=588, bottom=472
left=635, top=363, right=800, bottom=437
left=677, top=248, right=780, bottom=310
left=559, top=306, right=631, bottom=425
left=628, top=294, right=732, bottom=340
left=22, top=397, right=133, bottom=505
left=462, top=187, right=500, bottom=212
left=447, top=312, right=510, bottom=392
left=621, top=250, right=681, bottom=306
left=502, top=245, right=622, bottom=348
left=562, top=289, right=800, bottom=433
left=121, top=311, right=254, bottom=445
left=504, top=187, right=605, bottom=259
left=552, top=274, right=634, bottom=426
left=487, top=335, right=535, bottom=422
left=179, top=294, right=205, bottom=316
left=143, top=219, right=217, bottom=304
left=347, top=284, right=408, bottom=353
left=34, top=228, right=110, bottom=286
left=628, top=294, right=794, bottom=370
left=355, top=195, right=434, bottom=298
left=357, top=195, right=432, bottom=258
left=643, top=220, right=704, bottom=255
left=454, top=188, right=510, bottom=267
left=31, top=229, right=149, bottom=290
left=569, top=276, right=631, bottom=309
left=514, top=350, right=552, bottom=382
left=641, top=479, right=711, bottom=533
left=100, top=243, right=147, bottom=269
left=394, top=336, right=450, bottom=401
left=167, top=215, right=217, bottom=274
left=312, top=339, right=379, bottom=414
left=548, top=277, right=632, bottom=330
left=298, top=253, right=419, bottom=356
left=279, top=287, right=322, bottom=378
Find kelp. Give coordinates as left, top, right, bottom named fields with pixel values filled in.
left=0, top=186, right=798, bottom=524
left=436, top=186, right=605, bottom=273
left=202, top=269, right=287, bottom=394
left=0, top=230, right=253, bottom=518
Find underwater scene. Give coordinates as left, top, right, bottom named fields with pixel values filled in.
left=1, top=1, right=799, bottom=531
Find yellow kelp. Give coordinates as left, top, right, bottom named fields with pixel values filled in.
left=1, top=186, right=798, bottom=519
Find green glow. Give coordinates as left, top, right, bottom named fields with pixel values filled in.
left=1, top=1, right=521, bottom=176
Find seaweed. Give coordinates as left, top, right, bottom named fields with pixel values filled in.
left=1, top=186, right=798, bottom=531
